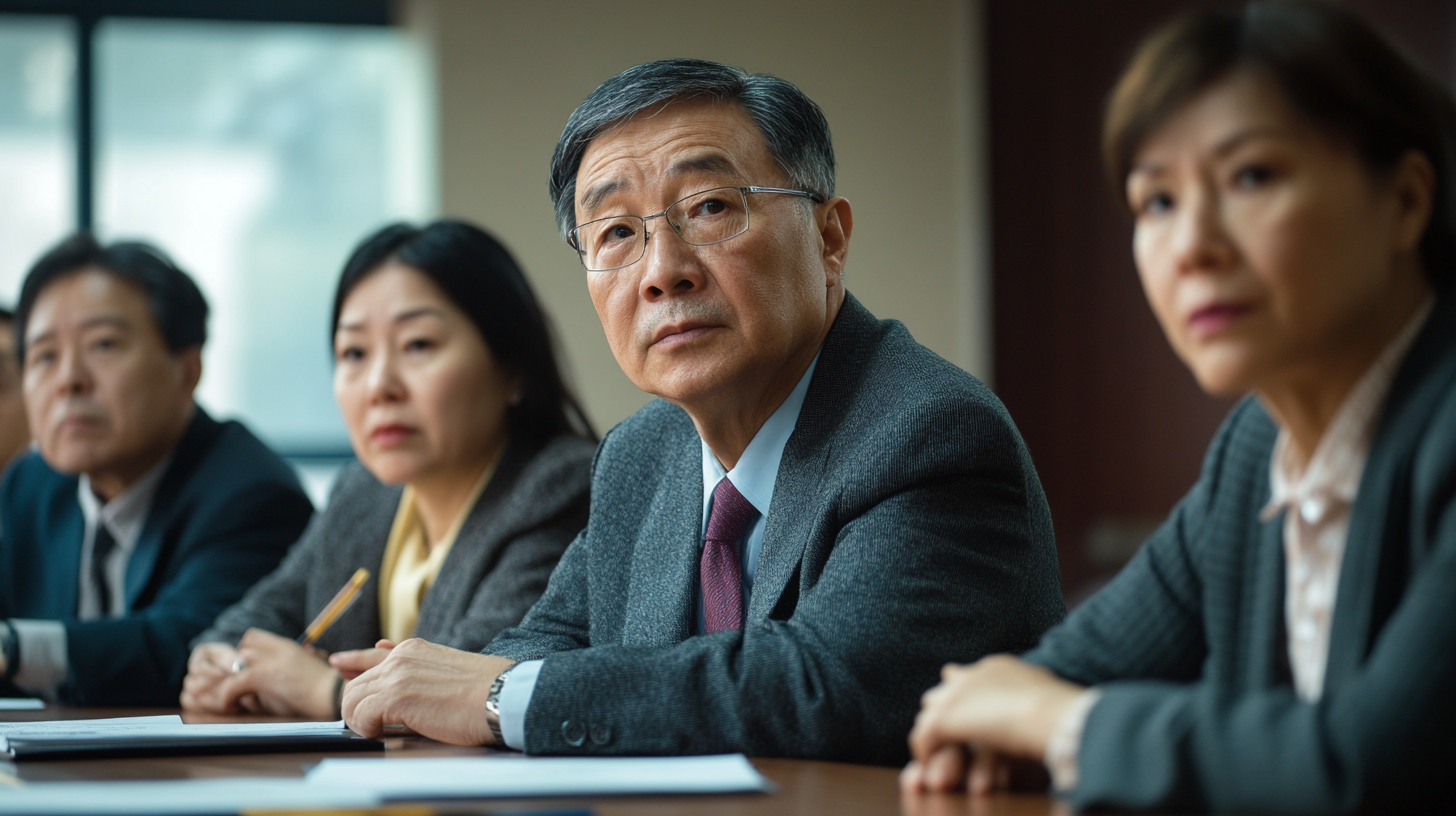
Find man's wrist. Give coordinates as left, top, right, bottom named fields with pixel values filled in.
left=484, top=662, right=520, bottom=745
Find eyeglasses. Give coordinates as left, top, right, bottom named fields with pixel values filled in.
left=567, top=185, right=825, bottom=272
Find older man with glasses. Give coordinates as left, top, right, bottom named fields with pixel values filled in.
left=339, top=58, right=1064, bottom=765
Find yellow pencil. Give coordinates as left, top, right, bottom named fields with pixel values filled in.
left=299, top=568, right=371, bottom=646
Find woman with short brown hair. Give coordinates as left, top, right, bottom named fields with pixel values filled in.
left=904, top=2, right=1456, bottom=811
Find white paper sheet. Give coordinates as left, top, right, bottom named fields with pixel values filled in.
left=0, top=779, right=378, bottom=815
left=305, top=753, right=771, bottom=799
left=0, top=714, right=181, bottom=739
left=0, top=716, right=352, bottom=751
left=0, top=698, right=44, bottom=710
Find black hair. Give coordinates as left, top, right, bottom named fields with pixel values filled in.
left=549, top=58, right=835, bottom=237
left=16, top=233, right=209, bottom=360
left=1105, top=0, right=1456, bottom=284
left=332, top=220, right=596, bottom=449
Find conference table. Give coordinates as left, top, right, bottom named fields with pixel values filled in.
left=0, top=708, right=1070, bottom=815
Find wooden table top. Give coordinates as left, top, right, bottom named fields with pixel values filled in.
left=1, top=708, right=1068, bottom=816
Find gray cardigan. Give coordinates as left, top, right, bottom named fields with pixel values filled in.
left=198, top=433, right=594, bottom=654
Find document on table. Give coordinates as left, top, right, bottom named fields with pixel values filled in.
left=0, top=698, right=44, bottom=710
left=0, top=714, right=182, bottom=744
left=0, top=716, right=348, bottom=750
left=306, top=753, right=771, bottom=799
left=0, top=778, right=379, bottom=815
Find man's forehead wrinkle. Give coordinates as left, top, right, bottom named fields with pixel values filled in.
left=670, top=154, right=742, bottom=180
left=579, top=178, right=626, bottom=217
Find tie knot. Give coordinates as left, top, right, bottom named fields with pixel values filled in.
left=706, top=478, right=759, bottom=543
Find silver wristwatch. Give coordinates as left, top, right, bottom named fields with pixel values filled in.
left=484, top=663, right=519, bottom=745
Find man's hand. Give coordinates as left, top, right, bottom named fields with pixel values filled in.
left=903, top=655, right=1083, bottom=794
left=218, top=628, right=340, bottom=719
left=180, top=642, right=243, bottom=712
left=329, top=639, right=396, bottom=680
left=341, top=638, right=515, bottom=745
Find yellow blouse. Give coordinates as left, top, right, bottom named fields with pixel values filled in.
left=377, top=456, right=499, bottom=643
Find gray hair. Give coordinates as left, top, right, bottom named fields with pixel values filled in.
left=548, top=58, right=836, bottom=237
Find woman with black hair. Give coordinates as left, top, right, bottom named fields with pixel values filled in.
left=182, top=220, right=595, bottom=720
left=905, top=2, right=1456, bottom=812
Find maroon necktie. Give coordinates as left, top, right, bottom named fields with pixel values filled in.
left=702, top=477, right=759, bottom=634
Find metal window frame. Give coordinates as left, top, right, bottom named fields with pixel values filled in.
left=0, top=0, right=392, bottom=229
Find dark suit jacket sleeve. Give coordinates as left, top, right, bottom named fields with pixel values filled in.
left=492, top=404, right=1062, bottom=765
left=194, top=505, right=329, bottom=647
left=1029, top=400, right=1456, bottom=813
left=61, top=479, right=312, bottom=706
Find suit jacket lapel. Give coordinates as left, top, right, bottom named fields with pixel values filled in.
left=1248, top=510, right=1290, bottom=689
left=1326, top=293, right=1456, bottom=691
left=124, top=408, right=221, bottom=609
left=415, top=439, right=530, bottom=636
left=48, top=499, right=84, bottom=619
left=621, top=423, right=701, bottom=646
left=748, top=295, right=873, bottom=623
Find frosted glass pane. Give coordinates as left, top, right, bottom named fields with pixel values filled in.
left=96, top=19, right=434, bottom=452
left=0, top=16, right=75, bottom=309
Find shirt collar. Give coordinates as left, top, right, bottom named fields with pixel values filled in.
left=1262, top=297, right=1435, bottom=523
left=77, top=452, right=175, bottom=554
left=702, top=352, right=821, bottom=519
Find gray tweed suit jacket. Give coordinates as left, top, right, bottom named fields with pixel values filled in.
left=198, top=434, right=594, bottom=654
left=1026, top=292, right=1456, bottom=813
left=488, top=294, right=1065, bottom=766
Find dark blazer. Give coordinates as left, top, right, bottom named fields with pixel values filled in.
left=488, top=294, right=1065, bottom=766
left=197, top=434, right=594, bottom=654
left=0, top=407, right=313, bottom=706
left=1025, top=292, right=1456, bottom=813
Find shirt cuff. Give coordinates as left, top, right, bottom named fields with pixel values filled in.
left=1043, top=688, right=1102, bottom=793
left=498, top=659, right=543, bottom=751
left=9, top=619, right=69, bottom=696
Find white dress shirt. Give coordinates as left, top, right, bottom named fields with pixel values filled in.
left=9, top=455, right=171, bottom=696
left=1043, top=298, right=1434, bottom=791
left=497, top=355, right=820, bottom=750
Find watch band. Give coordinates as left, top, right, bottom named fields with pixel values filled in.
left=484, top=663, right=519, bottom=745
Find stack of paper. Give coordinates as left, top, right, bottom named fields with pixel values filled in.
left=0, top=716, right=378, bottom=760
left=0, top=714, right=183, bottom=750
left=0, top=716, right=355, bottom=751
left=305, top=753, right=772, bottom=799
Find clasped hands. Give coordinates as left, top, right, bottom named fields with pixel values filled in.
left=182, top=629, right=515, bottom=747
left=901, top=654, right=1085, bottom=796
left=181, top=628, right=390, bottom=719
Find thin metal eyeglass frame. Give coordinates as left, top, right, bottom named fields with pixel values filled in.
left=567, top=185, right=826, bottom=272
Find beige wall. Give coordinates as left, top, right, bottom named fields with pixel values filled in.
left=403, top=0, right=990, bottom=431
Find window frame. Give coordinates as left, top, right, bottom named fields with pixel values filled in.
left=0, top=0, right=391, bottom=230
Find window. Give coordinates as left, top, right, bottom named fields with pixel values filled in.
left=0, top=2, right=432, bottom=461
left=0, top=16, right=74, bottom=306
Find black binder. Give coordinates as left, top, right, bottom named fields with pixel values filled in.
left=3, top=729, right=383, bottom=761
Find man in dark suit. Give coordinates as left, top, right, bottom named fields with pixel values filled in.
left=339, top=58, right=1064, bottom=765
left=0, top=235, right=313, bottom=706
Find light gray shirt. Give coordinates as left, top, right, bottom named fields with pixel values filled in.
left=10, top=455, right=171, bottom=695
left=498, top=355, right=819, bottom=750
